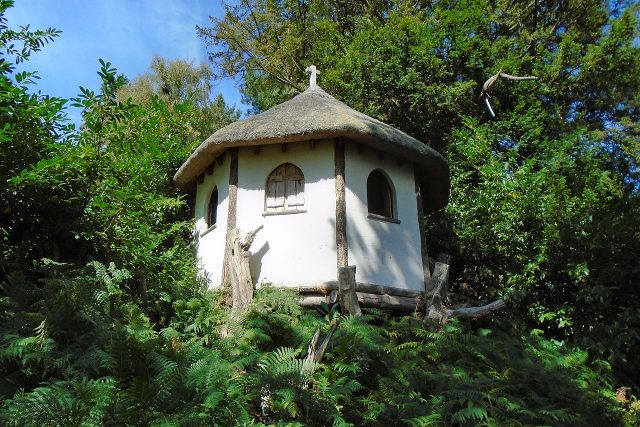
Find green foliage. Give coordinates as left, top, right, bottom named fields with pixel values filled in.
left=117, top=55, right=239, bottom=140
left=1, top=1, right=639, bottom=425
left=203, top=0, right=640, bottom=389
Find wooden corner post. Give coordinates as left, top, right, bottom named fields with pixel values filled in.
left=414, top=165, right=431, bottom=291
left=335, top=139, right=348, bottom=268
left=221, top=148, right=239, bottom=285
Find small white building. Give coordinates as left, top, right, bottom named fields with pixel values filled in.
left=174, top=77, right=449, bottom=305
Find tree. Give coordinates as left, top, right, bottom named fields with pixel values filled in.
left=201, top=0, right=640, bottom=386
left=117, top=55, right=239, bottom=140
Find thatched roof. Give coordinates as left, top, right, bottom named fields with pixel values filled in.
left=174, top=86, right=449, bottom=211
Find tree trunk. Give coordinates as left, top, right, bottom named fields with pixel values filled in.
left=224, top=225, right=263, bottom=311
left=338, top=265, right=361, bottom=316
left=424, top=254, right=505, bottom=327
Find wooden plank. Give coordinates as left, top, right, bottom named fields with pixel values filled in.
left=338, top=266, right=361, bottom=315
left=335, top=139, right=348, bottom=268
left=414, top=165, right=431, bottom=291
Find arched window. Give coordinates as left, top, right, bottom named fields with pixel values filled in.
left=207, top=186, right=218, bottom=227
left=367, top=169, right=395, bottom=219
left=265, top=163, right=305, bottom=213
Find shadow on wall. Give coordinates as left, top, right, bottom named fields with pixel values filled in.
left=341, top=191, right=422, bottom=290
left=250, top=241, right=269, bottom=283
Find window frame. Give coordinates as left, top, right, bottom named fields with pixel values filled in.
left=264, top=163, right=306, bottom=216
left=202, top=185, right=219, bottom=235
left=366, top=169, right=399, bottom=223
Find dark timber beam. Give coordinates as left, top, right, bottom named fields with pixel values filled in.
left=335, top=139, right=348, bottom=268
left=216, top=152, right=226, bottom=166
left=414, top=165, right=431, bottom=290
left=221, top=148, right=239, bottom=285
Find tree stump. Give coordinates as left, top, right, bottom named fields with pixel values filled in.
left=224, top=225, right=263, bottom=311
left=338, top=266, right=361, bottom=316
left=424, top=253, right=506, bottom=327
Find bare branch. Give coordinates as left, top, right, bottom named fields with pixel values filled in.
left=480, top=71, right=537, bottom=118
left=499, top=73, right=537, bottom=81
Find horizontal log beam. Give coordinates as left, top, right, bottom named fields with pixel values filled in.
left=298, top=291, right=422, bottom=312
left=446, top=299, right=506, bottom=319
left=357, top=293, right=422, bottom=311
left=295, top=282, right=423, bottom=298
left=299, top=296, right=332, bottom=307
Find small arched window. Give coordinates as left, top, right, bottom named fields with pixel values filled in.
left=367, top=169, right=395, bottom=219
left=207, top=186, right=218, bottom=227
left=265, top=163, right=305, bottom=213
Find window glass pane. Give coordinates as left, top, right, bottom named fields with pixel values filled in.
left=208, top=187, right=218, bottom=226
left=367, top=170, right=393, bottom=218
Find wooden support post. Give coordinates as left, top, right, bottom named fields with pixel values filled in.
left=253, top=145, right=261, bottom=155
left=338, top=266, right=361, bottom=316
left=414, top=166, right=431, bottom=290
left=221, top=148, right=239, bottom=285
left=309, top=140, right=316, bottom=150
left=281, top=143, right=287, bottom=152
left=335, top=139, right=348, bottom=267
left=197, top=173, right=205, bottom=184
left=206, top=164, right=215, bottom=175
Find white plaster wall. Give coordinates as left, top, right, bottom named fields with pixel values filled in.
left=236, top=141, right=337, bottom=286
left=194, top=157, right=230, bottom=287
left=344, top=144, right=424, bottom=291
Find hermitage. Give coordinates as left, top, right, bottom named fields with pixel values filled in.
left=174, top=67, right=450, bottom=305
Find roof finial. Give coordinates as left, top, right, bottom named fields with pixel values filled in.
left=305, top=65, right=319, bottom=89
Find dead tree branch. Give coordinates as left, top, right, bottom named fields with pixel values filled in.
left=424, top=253, right=506, bottom=328
left=480, top=70, right=537, bottom=118
left=301, top=320, right=340, bottom=381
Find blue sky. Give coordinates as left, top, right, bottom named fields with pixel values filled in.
left=6, top=0, right=245, bottom=124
